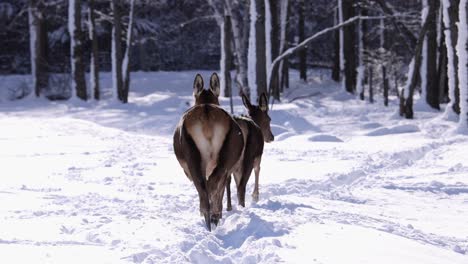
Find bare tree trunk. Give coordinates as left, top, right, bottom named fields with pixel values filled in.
left=457, top=0, right=468, bottom=130
left=357, top=6, right=367, bottom=100
left=29, top=0, right=48, bottom=98
left=88, top=0, right=99, bottom=100
left=450, top=0, right=460, bottom=114
left=269, top=0, right=280, bottom=100
left=298, top=0, right=306, bottom=81
left=383, top=66, right=389, bottom=106
left=243, top=0, right=251, bottom=96
left=256, top=0, right=267, bottom=99
left=369, top=66, right=374, bottom=103
left=342, top=0, right=356, bottom=94
left=122, top=0, right=135, bottom=103
left=221, top=12, right=233, bottom=100
left=278, top=0, right=290, bottom=92
left=69, top=0, right=87, bottom=100
left=442, top=0, right=460, bottom=115
left=437, top=32, right=448, bottom=102
left=225, top=0, right=248, bottom=96
left=426, top=0, right=440, bottom=109
left=111, top=0, right=123, bottom=102
left=401, top=11, right=433, bottom=119
left=332, top=8, right=340, bottom=82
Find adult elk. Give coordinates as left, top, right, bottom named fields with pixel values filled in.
left=226, top=93, right=274, bottom=210
left=173, top=73, right=243, bottom=231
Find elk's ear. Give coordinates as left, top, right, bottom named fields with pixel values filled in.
left=241, top=93, right=252, bottom=110
left=210, top=73, right=220, bottom=97
left=193, top=74, right=204, bottom=95
left=259, top=93, right=268, bottom=112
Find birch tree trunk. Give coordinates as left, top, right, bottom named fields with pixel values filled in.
left=122, top=0, right=135, bottom=103
left=88, top=0, right=99, bottom=100
left=442, top=0, right=460, bottom=117
left=248, top=0, right=267, bottom=102
left=225, top=0, right=248, bottom=96
left=69, top=0, right=87, bottom=100
left=28, top=0, right=48, bottom=97
left=278, top=0, right=289, bottom=92
left=456, top=0, right=468, bottom=130
left=357, top=7, right=367, bottom=100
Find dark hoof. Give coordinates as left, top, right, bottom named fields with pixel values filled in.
left=211, top=213, right=222, bottom=226
left=227, top=205, right=232, bottom=211
left=203, top=213, right=211, bottom=231
left=252, top=192, right=259, bottom=203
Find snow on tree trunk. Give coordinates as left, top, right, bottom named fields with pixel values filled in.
left=456, top=0, right=468, bottom=131
left=420, top=0, right=429, bottom=104
left=28, top=0, right=38, bottom=97
left=338, top=0, right=345, bottom=91
left=419, top=0, right=440, bottom=110
left=88, top=0, right=99, bottom=100
left=224, top=0, right=249, bottom=96
left=265, top=0, right=272, bottom=87
left=111, top=0, right=123, bottom=102
left=28, top=0, right=48, bottom=98
left=122, top=0, right=135, bottom=103
left=278, top=0, right=289, bottom=90
left=68, top=0, right=87, bottom=100
left=442, top=0, right=458, bottom=118
left=248, top=0, right=258, bottom=102
left=356, top=8, right=365, bottom=99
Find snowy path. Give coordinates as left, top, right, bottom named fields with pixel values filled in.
left=0, top=71, right=467, bottom=263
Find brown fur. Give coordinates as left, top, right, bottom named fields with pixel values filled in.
left=173, top=73, right=243, bottom=231
left=226, top=93, right=274, bottom=210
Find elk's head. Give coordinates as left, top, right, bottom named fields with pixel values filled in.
left=242, top=93, right=274, bottom=143
left=193, top=73, right=220, bottom=105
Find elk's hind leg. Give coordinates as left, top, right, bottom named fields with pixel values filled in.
left=237, top=160, right=254, bottom=207
left=207, top=124, right=244, bottom=225
left=226, top=174, right=233, bottom=211
left=179, top=125, right=211, bottom=231
left=252, top=156, right=262, bottom=202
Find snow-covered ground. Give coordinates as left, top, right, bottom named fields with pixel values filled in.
left=1, top=70, right=467, bottom=263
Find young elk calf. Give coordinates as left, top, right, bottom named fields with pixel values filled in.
left=226, top=93, right=274, bottom=210
left=173, top=73, right=243, bottom=231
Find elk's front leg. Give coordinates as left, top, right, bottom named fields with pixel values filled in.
left=226, top=175, right=232, bottom=211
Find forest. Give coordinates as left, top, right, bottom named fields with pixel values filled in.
left=0, top=0, right=467, bottom=263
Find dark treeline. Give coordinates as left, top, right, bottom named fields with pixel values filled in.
left=1, top=0, right=467, bottom=128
